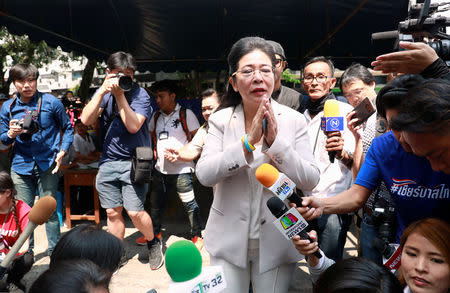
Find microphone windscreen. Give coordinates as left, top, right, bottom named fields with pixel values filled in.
left=165, top=240, right=202, bottom=282
left=323, top=100, right=340, bottom=117
left=266, top=197, right=288, bottom=218
left=28, top=196, right=57, bottom=225
left=255, top=163, right=279, bottom=188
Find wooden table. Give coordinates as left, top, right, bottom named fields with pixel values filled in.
left=63, top=168, right=100, bottom=229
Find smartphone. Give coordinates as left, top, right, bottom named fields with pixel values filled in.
left=352, top=97, right=376, bottom=126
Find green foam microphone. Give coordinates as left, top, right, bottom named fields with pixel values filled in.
left=165, top=240, right=202, bottom=282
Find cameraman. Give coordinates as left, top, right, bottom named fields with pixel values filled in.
left=298, top=75, right=450, bottom=249
left=0, top=63, right=74, bottom=256
left=81, top=51, right=163, bottom=270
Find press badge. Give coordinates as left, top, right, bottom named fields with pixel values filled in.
left=159, top=131, right=169, bottom=140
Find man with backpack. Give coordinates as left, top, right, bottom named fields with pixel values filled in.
left=137, top=80, right=203, bottom=249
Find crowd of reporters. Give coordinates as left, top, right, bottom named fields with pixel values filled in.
left=0, top=36, right=448, bottom=293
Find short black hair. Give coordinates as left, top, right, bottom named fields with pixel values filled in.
left=340, top=63, right=374, bottom=93
left=8, top=63, right=39, bottom=83
left=50, top=224, right=123, bottom=273
left=315, top=257, right=403, bottom=293
left=200, top=88, right=218, bottom=99
left=29, top=259, right=111, bottom=293
left=151, top=79, right=177, bottom=95
left=303, top=56, right=335, bottom=77
left=390, top=78, right=450, bottom=135
left=107, top=51, right=136, bottom=72
left=375, top=74, right=424, bottom=120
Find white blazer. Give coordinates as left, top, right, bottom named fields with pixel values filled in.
left=196, top=100, right=320, bottom=273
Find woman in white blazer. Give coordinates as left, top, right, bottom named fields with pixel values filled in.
left=196, top=37, right=320, bottom=293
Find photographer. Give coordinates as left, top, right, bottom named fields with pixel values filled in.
left=0, top=63, right=73, bottom=256
left=297, top=75, right=450, bottom=251
left=81, top=51, right=163, bottom=270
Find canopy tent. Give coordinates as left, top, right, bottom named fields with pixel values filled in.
left=0, top=0, right=408, bottom=71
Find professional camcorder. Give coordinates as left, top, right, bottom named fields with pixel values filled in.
left=16, top=111, right=39, bottom=141
left=372, top=0, right=450, bottom=61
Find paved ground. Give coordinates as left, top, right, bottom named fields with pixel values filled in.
left=15, top=184, right=359, bottom=293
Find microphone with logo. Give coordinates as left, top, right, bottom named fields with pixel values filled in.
left=321, top=99, right=344, bottom=163
left=255, top=163, right=304, bottom=208
left=166, top=240, right=227, bottom=293
left=0, top=196, right=57, bottom=284
left=267, top=197, right=322, bottom=259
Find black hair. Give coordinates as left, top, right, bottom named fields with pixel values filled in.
left=219, top=36, right=277, bottom=110
left=303, top=56, right=335, bottom=77
left=375, top=74, right=425, bottom=120
left=200, top=88, right=218, bottom=99
left=107, top=51, right=136, bottom=72
left=29, top=259, right=111, bottom=293
left=8, top=63, right=39, bottom=83
left=150, top=79, right=177, bottom=95
left=50, top=224, right=123, bottom=273
left=314, top=257, right=403, bottom=293
left=0, top=171, right=20, bottom=235
left=390, top=79, right=450, bottom=135
left=340, top=63, right=374, bottom=93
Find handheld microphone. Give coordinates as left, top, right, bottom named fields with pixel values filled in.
left=0, top=196, right=57, bottom=279
left=373, top=239, right=401, bottom=273
left=321, top=99, right=344, bottom=163
left=267, top=197, right=322, bottom=259
left=166, top=240, right=226, bottom=293
left=255, top=163, right=303, bottom=207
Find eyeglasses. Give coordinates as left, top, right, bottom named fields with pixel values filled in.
left=275, top=58, right=285, bottom=68
left=303, top=75, right=331, bottom=84
left=231, top=66, right=274, bottom=79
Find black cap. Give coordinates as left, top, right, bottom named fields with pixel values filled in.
left=267, top=40, right=286, bottom=60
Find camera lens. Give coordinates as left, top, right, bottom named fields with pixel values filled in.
left=118, top=75, right=133, bottom=91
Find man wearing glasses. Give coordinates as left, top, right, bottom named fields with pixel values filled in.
left=301, top=57, right=355, bottom=262
left=267, top=40, right=301, bottom=111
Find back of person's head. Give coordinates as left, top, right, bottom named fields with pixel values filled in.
left=390, top=79, right=450, bottom=135
left=151, top=79, right=177, bottom=95
left=50, top=224, right=123, bottom=272
left=107, top=51, right=136, bottom=71
left=8, top=63, right=39, bottom=83
left=314, top=257, right=403, bottom=293
left=339, top=63, right=374, bottom=91
left=221, top=36, right=276, bottom=110
left=375, top=74, right=425, bottom=120
left=29, top=259, right=111, bottom=293
left=200, top=88, right=218, bottom=100
left=400, top=218, right=450, bottom=268
left=303, top=56, right=335, bottom=77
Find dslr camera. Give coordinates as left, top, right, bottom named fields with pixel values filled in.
left=371, top=203, right=397, bottom=259
left=15, top=111, right=39, bottom=141
left=113, top=73, right=133, bottom=92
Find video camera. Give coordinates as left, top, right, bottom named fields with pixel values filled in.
left=372, top=0, right=450, bottom=61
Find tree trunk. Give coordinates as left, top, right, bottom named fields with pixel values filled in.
left=78, top=58, right=97, bottom=101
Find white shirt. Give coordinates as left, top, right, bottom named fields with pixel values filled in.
left=150, top=103, right=200, bottom=174
left=72, top=133, right=96, bottom=156
left=190, top=124, right=208, bottom=152
left=304, top=101, right=355, bottom=198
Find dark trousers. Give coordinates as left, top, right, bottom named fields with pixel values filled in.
left=149, top=170, right=202, bottom=238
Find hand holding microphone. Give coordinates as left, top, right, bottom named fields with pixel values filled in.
left=321, top=99, right=344, bottom=163
left=0, top=196, right=57, bottom=282
left=266, top=197, right=322, bottom=259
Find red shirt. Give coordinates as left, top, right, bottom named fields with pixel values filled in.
left=0, top=200, right=30, bottom=254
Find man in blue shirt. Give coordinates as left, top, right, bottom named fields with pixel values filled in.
left=81, top=51, right=163, bottom=270
left=0, top=63, right=74, bottom=255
